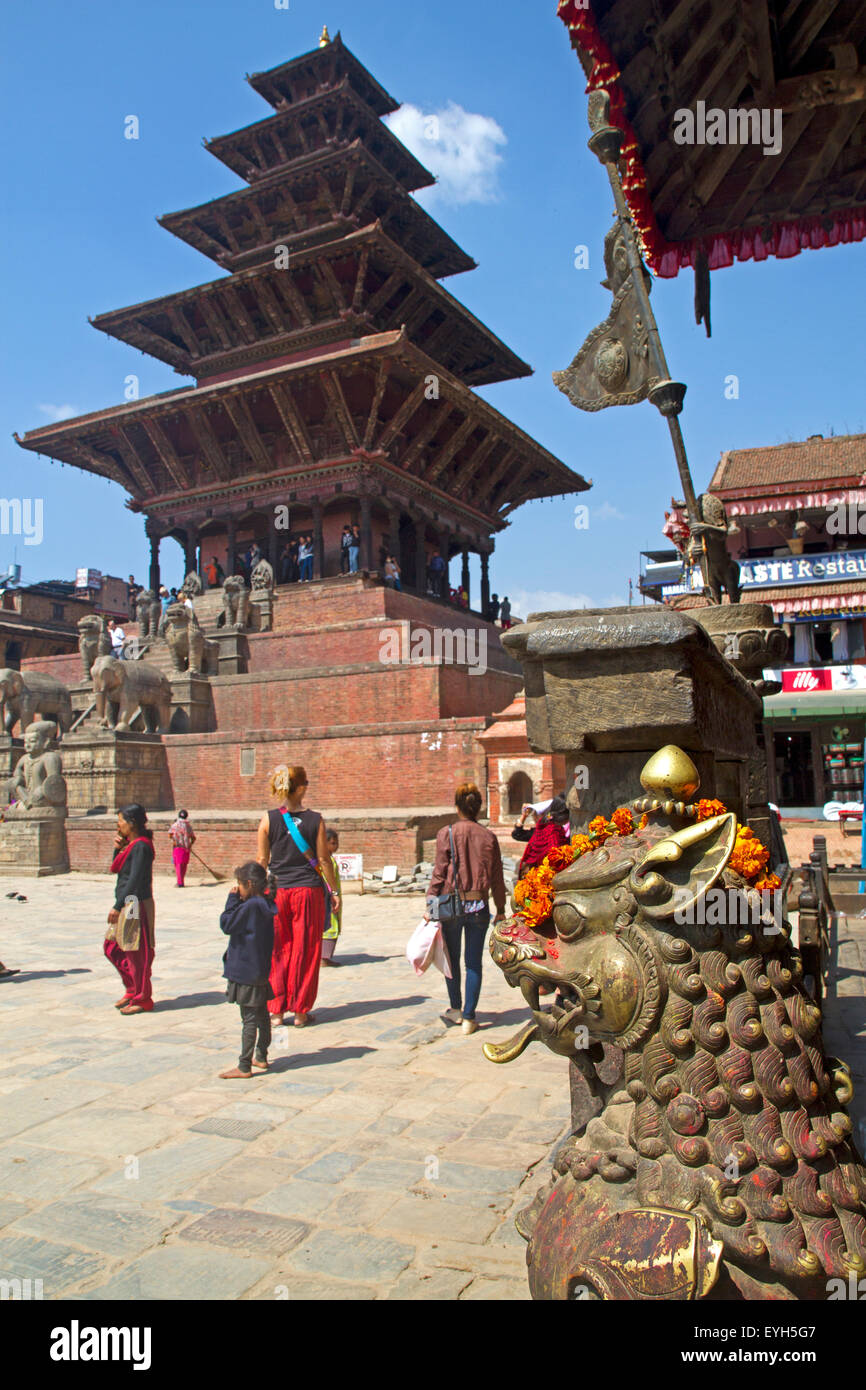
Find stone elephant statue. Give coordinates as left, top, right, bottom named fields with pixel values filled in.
left=91, top=656, right=171, bottom=733
left=77, top=615, right=111, bottom=680
left=163, top=603, right=212, bottom=675
left=0, top=669, right=73, bottom=735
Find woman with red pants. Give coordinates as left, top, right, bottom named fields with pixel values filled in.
left=104, top=803, right=156, bottom=1014
left=256, top=766, right=338, bottom=1028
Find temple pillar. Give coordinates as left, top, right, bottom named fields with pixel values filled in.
left=312, top=500, right=324, bottom=579
left=268, top=519, right=279, bottom=573
left=461, top=546, right=471, bottom=603
left=387, top=506, right=401, bottom=565
left=360, top=494, right=373, bottom=571
left=146, top=523, right=161, bottom=593
left=414, top=516, right=427, bottom=594
left=481, top=546, right=491, bottom=617
left=225, top=517, right=237, bottom=577
left=438, top=527, right=452, bottom=599
left=183, top=529, right=197, bottom=578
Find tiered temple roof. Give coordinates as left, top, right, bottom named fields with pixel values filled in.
left=16, top=32, right=587, bottom=593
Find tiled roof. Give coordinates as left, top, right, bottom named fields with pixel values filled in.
left=710, top=435, right=866, bottom=492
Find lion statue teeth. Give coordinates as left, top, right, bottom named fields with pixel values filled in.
left=486, top=747, right=866, bottom=1301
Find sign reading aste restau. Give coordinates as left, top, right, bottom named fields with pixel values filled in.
left=741, top=550, right=866, bottom=588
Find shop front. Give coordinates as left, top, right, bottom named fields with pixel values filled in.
left=763, top=668, right=866, bottom=813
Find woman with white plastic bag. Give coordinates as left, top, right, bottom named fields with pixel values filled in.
left=424, top=783, right=506, bottom=1034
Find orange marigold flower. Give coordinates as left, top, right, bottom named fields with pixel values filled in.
left=588, top=815, right=616, bottom=843
left=546, top=843, right=576, bottom=872
left=638, top=813, right=650, bottom=831
left=571, top=833, right=594, bottom=857
left=753, top=872, right=781, bottom=893
left=695, top=798, right=727, bottom=822
left=729, top=825, right=770, bottom=881
left=611, top=807, right=634, bottom=836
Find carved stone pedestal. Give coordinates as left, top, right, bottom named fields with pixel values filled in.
left=0, top=733, right=22, bottom=779
left=688, top=600, right=788, bottom=695
left=212, top=630, right=249, bottom=676
left=249, top=590, right=274, bottom=632
left=61, top=731, right=170, bottom=813
left=502, top=605, right=771, bottom=844
left=169, top=674, right=215, bottom=734
left=0, top=810, right=69, bottom=876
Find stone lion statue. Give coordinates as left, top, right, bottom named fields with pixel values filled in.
left=91, top=655, right=171, bottom=734
left=487, top=747, right=866, bottom=1301
left=180, top=570, right=203, bottom=599
left=135, top=588, right=162, bottom=640
left=0, top=669, right=73, bottom=736
left=222, top=575, right=250, bottom=629
left=163, top=602, right=208, bottom=676
left=3, top=720, right=67, bottom=814
left=251, top=558, right=274, bottom=591
left=77, top=615, right=111, bottom=680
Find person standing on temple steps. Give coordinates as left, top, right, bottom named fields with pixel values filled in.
left=256, top=765, right=339, bottom=1027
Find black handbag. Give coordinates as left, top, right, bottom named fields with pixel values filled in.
left=429, top=825, right=464, bottom=922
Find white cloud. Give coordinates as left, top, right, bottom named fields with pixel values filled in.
left=508, top=588, right=629, bottom=620
left=38, top=403, right=79, bottom=423
left=385, top=101, right=506, bottom=205
left=593, top=501, right=626, bottom=522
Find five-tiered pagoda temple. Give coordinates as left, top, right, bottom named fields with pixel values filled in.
left=17, top=29, right=587, bottom=607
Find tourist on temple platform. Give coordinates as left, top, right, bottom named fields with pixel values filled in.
left=428, top=548, right=446, bottom=596
left=487, top=593, right=501, bottom=624
left=321, top=828, right=342, bottom=966
left=384, top=554, right=402, bottom=590
left=168, top=809, right=196, bottom=888
left=127, top=574, right=141, bottom=607
left=425, top=782, right=506, bottom=1034
left=107, top=618, right=125, bottom=660
left=340, top=525, right=353, bottom=574
left=248, top=541, right=262, bottom=574
left=158, top=585, right=170, bottom=614
left=256, top=764, right=339, bottom=1027
left=348, top=524, right=361, bottom=573
left=511, top=796, right=570, bottom=878
left=298, top=534, right=313, bottom=582
left=499, top=596, right=512, bottom=629
left=204, top=555, right=224, bottom=590
left=218, top=860, right=277, bottom=1080
left=104, top=803, right=156, bottom=1015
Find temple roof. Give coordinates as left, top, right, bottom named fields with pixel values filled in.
left=559, top=0, right=866, bottom=276
left=90, top=223, right=529, bottom=387
left=710, top=433, right=866, bottom=492
left=16, top=330, right=587, bottom=526
left=159, top=143, right=475, bottom=278
left=247, top=32, right=399, bottom=118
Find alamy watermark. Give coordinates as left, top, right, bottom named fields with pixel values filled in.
left=0, top=498, right=43, bottom=546
left=379, top=625, right=488, bottom=676
left=673, top=102, right=782, bottom=157
left=673, top=886, right=783, bottom=934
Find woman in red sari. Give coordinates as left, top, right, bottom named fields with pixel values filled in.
left=104, top=803, right=156, bottom=1014
left=256, top=766, right=339, bottom=1028
left=511, top=796, right=570, bottom=879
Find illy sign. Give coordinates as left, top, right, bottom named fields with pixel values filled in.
left=782, top=668, right=832, bottom=693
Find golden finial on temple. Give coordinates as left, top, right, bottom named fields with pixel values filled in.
left=319, top=25, right=331, bottom=47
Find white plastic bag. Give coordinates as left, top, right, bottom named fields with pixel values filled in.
left=406, top=918, right=452, bottom=978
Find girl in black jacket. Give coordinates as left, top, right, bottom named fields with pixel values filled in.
left=219, top=861, right=277, bottom=1080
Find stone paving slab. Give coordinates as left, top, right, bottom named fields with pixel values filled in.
left=0, top=871, right=570, bottom=1300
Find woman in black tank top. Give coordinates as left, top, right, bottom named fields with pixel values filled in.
left=256, top=765, right=339, bottom=1027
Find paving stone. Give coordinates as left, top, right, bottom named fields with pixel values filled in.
left=189, top=1117, right=273, bottom=1142
left=294, top=1151, right=367, bottom=1184
left=459, top=1275, right=531, bottom=1300
left=246, top=1274, right=377, bottom=1301
left=179, top=1206, right=310, bottom=1256
left=378, top=1193, right=501, bottom=1243
left=0, top=1145, right=109, bottom=1202
left=250, top=1180, right=338, bottom=1220
left=0, top=1080, right=114, bottom=1139
left=285, top=1228, right=414, bottom=1283
left=9, top=1193, right=183, bottom=1258
left=361, top=1115, right=412, bottom=1137
left=276, top=1081, right=335, bottom=1099
left=386, top=1266, right=474, bottom=1300
left=346, top=1158, right=428, bottom=1189
left=90, top=1135, right=245, bottom=1201
left=0, top=1234, right=105, bottom=1296
left=0, top=1199, right=29, bottom=1230
left=21, top=1105, right=183, bottom=1157
left=79, top=1244, right=271, bottom=1301
left=322, top=1189, right=400, bottom=1228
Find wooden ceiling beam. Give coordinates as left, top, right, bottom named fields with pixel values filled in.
left=221, top=285, right=259, bottom=344
left=401, top=403, right=452, bottom=474
left=739, top=0, right=776, bottom=97
left=114, top=426, right=157, bottom=494
left=222, top=395, right=273, bottom=473
left=790, top=102, right=864, bottom=212
left=776, top=68, right=866, bottom=110
left=365, top=270, right=405, bottom=318
left=724, top=105, right=816, bottom=228
left=452, top=432, right=496, bottom=493
left=141, top=418, right=189, bottom=491
left=165, top=305, right=199, bottom=356
left=341, top=164, right=358, bottom=216
left=362, top=361, right=390, bottom=449
left=479, top=444, right=517, bottom=501
left=73, top=440, right=136, bottom=492
left=255, top=277, right=291, bottom=334
left=377, top=379, right=429, bottom=452
left=783, top=0, right=840, bottom=70
left=652, top=60, right=753, bottom=227
left=268, top=382, right=315, bottom=464
left=321, top=370, right=360, bottom=451
left=270, top=273, right=313, bottom=328
left=352, top=246, right=371, bottom=311
left=197, top=295, right=233, bottom=351
left=317, top=257, right=349, bottom=314
left=186, top=408, right=231, bottom=482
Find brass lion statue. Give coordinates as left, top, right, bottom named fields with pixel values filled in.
left=486, top=746, right=866, bottom=1300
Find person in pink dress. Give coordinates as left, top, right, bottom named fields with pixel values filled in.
left=168, top=809, right=195, bottom=888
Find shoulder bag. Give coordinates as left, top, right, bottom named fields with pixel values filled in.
left=429, top=824, right=464, bottom=922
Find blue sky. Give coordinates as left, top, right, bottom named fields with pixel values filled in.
left=2, top=0, right=864, bottom=614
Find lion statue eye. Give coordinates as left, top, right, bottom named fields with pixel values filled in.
left=553, top=901, right=585, bottom=941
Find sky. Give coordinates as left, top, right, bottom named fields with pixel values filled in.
left=2, top=0, right=864, bottom=616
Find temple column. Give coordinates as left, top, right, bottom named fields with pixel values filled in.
left=146, top=522, right=161, bottom=593
left=268, top=518, right=279, bottom=574
left=360, top=494, right=373, bottom=571
left=414, top=515, right=427, bottom=594
left=183, top=528, right=197, bottom=578
left=461, top=546, right=471, bottom=604
left=312, top=499, right=324, bottom=579
left=480, top=544, right=491, bottom=618
left=387, top=505, right=401, bottom=563
left=226, top=517, right=237, bottom=575
left=438, top=526, right=452, bottom=600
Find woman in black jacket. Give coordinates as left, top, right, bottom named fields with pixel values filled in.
left=219, top=861, right=277, bottom=1080
left=104, top=803, right=156, bottom=1014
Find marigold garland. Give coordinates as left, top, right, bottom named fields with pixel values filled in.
left=514, top=797, right=779, bottom=928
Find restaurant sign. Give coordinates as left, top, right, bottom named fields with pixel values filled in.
left=741, top=550, right=866, bottom=588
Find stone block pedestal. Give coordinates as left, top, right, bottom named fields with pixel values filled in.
left=61, top=731, right=171, bottom=813
left=169, top=674, right=214, bottom=734
left=0, top=810, right=69, bottom=876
